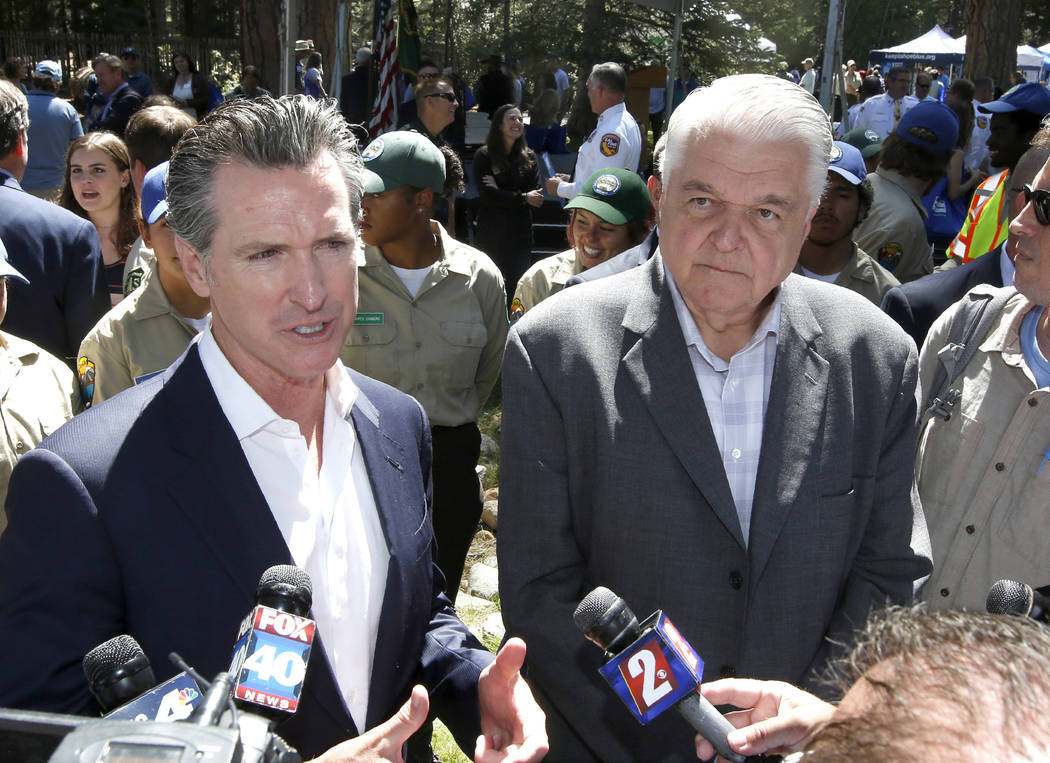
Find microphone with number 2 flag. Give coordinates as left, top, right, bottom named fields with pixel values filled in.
left=574, top=586, right=746, bottom=763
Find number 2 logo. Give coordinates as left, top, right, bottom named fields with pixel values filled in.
left=624, top=643, right=674, bottom=710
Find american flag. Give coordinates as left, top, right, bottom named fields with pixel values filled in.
left=369, top=0, right=398, bottom=135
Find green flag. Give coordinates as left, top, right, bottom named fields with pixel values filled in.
left=398, top=0, right=421, bottom=81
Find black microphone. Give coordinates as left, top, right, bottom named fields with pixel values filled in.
left=574, top=586, right=746, bottom=763
left=83, top=635, right=156, bottom=713
left=986, top=579, right=1050, bottom=623
left=229, top=565, right=316, bottom=722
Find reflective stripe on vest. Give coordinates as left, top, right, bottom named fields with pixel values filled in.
left=948, top=170, right=1009, bottom=262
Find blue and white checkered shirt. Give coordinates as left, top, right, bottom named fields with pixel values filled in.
left=665, top=263, right=782, bottom=546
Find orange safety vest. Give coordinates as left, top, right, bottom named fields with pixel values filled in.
left=947, top=170, right=1010, bottom=263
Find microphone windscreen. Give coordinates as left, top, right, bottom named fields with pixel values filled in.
left=573, top=586, right=619, bottom=633
left=82, top=635, right=151, bottom=688
left=986, top=579, right=1033, bottom=617
left=257, top=565, right=312, bottom=612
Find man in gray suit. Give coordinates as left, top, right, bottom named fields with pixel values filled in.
left=498, top=74, right=932, bottom=762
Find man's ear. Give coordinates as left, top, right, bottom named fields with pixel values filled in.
left=858, top=201, right=871, bottom=224
left=132, top=159, right=148, bottom=196
left=414, top=187, right=435, bottom=211
left=174, top=236, right=212, bottom=298
left=138, top=219, right=150, bottom=247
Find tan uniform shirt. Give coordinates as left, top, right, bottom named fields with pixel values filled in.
left=794, top=244, right=900, bottom=306
left=854, top=168, right=934, bottom=284
left=917, top=288, right=1050, bottom=611
left=0, top=332, right=79, bottom=534
left=341, top=223, right=508, bottom=427
left=78, top=260, right=203, bottom=407
left=511, top=249, right=582, bottom=322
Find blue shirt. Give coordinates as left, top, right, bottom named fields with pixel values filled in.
left=1020, top=305, right=1050, bottom=389
left=126, top=72, right=154, bottom=98
left=23, top=91, right=83, bottom=192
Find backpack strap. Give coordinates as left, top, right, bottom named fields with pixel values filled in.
left=923, top=285, right=1016, bottom=420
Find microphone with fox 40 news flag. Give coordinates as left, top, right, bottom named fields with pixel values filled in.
left=574, top=586, right=746, bottom=763
left=83, top=634, right=203, bottom=722
left=229, top=565, right=316, bottom=720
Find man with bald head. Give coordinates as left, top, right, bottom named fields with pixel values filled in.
left=499, top=73, right=931, bottom=762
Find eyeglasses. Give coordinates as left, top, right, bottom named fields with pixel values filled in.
left=419, top=72, right=438, bottom=79
left=425, top=92, right=456, bottom=102
left=1021, top=184, right=1050, bottom=226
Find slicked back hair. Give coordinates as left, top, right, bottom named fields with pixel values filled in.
left=165, top=95, right=362, bottom=258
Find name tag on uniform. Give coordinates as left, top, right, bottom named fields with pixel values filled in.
left=354, top=313, right=384, bottom=325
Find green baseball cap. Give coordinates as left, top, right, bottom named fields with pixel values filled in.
left=842, top=127, right=883, bottom=159
left=565, top=168, right=650, bottom=225
left=360, top=131, right=445, bottom=194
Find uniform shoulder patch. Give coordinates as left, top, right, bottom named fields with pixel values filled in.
left=78, top=356, right=96, bottom=408
left=599, top=133, right=621, bottom=157
left=877, top=242, right=903, bottom=271
left=123, top=267, right=144, bottom=296
left=510, top=297, right=525, bottom=324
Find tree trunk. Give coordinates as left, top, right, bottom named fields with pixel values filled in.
left=242, top=0, right=283, bottom=91
left=566, top=0, right=604, bottom=144
left=964, top=0, right=1023, bottom=92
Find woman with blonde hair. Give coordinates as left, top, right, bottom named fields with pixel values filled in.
left=59, top=132, right=139, bottom=306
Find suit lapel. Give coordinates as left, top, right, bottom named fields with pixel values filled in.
left=347, top=385, right=422, bottom=731
left=748, top=277, right=829, bottom=579
left=161, top=346, right=355, bottom=735
left=621, top=256, right=746, bottom=549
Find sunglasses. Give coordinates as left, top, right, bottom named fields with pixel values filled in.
left=425, top=92, right=456, bottom=102
left=418, top=72, right=438, bottom=79
left=1021, top=184, right=1050, bottom=226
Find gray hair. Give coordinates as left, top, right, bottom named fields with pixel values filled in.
left=0, top=80, right=28, bottom=159
left=166, top=95, right=363, bottom=257
left=810, top=607, right=1050, bottom=760
left=652, top=133, right=668, bottom=181
left=588, top=62, right=627, bottom=97
left=662, top=73, right=832, bottom=209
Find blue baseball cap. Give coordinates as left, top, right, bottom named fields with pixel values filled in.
left=978, top=82, right=1050, bottom=117
left=141, top=161, right=169, bottom=225
left=894, top=101, right=959, bottom=153
left=34, top=60, right=62, bottom=81
left=0, top=237, right=29, bottom=285
left=828, top=141, right=866, bottom=185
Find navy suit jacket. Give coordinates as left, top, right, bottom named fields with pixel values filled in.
left=880, top=247, right=1004, bottom=351
left=0, top=345, right=492, bottom=759
left=0, top=171, right=109, bottom=365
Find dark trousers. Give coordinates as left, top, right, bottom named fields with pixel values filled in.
left=431, top=423, right=483, bottom=597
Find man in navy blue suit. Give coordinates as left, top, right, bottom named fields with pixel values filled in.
left=881, top=144, right=1050, bottom=349
left=0, top=80, right=109, bottom=365
left=0, top=95, right=546, bottom=763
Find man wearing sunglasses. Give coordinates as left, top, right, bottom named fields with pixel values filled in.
left=914, top=121, right=1050, bottom=614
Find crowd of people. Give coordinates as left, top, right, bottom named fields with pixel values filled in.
left=1, top=38, right=1050, bottom=763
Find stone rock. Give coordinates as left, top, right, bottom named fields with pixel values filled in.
left=481, top=499, right=498, bottom=531
left=480, top=433, right=499, bottom=458
left=483, top=612, right=506, bottom=643
left=455, top=591, right=496, bottom=615
left=467, top=561, right=499, bottom=600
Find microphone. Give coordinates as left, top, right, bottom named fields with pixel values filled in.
left=574, top=586, right=746, bottom=763
left=229, top=565, right=316, bottom=720
left=83, top=635, right=203, bottom=722
left=986, top=579, right=1050, bottom=623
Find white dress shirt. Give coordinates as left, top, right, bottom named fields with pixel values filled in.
left=197, top=329, right=389, bottom=731
left=665, top=265, right=783, bottom=545
left=557, top=102, right=642, bottom=199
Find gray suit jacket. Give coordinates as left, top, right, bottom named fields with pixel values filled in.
left=498, top=254, right=932, bottom=762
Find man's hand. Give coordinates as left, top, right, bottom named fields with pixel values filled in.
left=474, top=637, right=548, bottom=763
left=525, top=190, right=544, bottom=208
left=544, top=176, right=562, bottom=196
left=693, top=679, right=835, bottom=760
left=310, top=684, right=429, bottom=763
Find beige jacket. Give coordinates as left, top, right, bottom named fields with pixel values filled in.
left=917, top=287, right=1050, bottom=610
left=0, top=332, right=79, bottom=534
